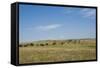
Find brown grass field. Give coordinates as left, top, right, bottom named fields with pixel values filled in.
left=19, top=39, right=96, bottom=64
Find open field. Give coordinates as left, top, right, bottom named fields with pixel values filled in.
left=19, top=39, right=96, bottom=64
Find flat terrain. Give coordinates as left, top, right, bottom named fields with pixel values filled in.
left=19, top=39, right=96, bottom=64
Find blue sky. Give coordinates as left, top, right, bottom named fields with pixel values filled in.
left=19, top=4, right=96, bottom=43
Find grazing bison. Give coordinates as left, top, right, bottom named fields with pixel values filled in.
left=61, top=42, right=65, bottom=45
left=45, top=43, right=48, bottom=45
left=19, top=44, right=23, bottom=47
left=40, top=44, right=44, bottom=46
left=24, top=44, right=28, bottom=47
left=30, top=43, right=34, bottom=46
left=52, top=42, right=56, bottom=45
left=67, top=40, right=72, bottom=43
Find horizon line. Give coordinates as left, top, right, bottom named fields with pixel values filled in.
left=19, top=37, right=96, bottom=44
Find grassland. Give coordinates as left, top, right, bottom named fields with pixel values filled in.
left=19, top=39, right=96, bottom=64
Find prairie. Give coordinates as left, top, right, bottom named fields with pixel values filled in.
left=19, top=39, right=96, bottom=64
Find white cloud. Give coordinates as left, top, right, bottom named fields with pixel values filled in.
left=81, top=8, right=96, bottom=17
left=35, top=24, right=62, bottom=31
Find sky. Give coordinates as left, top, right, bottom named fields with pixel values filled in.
left=19, top=4, right=96, bottom=43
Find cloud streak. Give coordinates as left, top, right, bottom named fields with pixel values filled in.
left=81, top=8, right=96, bottom=17
left=35, top=24, right=62, bottom=31
left=64, top=8, right=96, bottom=18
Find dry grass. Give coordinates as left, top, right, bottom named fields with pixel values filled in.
left=19, top=39, right=96, bottom=64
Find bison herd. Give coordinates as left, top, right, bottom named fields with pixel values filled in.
left=19, top=40, right=83, bottom=47
left=19, top=42, right=57, bottom=47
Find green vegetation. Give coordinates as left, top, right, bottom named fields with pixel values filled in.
left=19, top=39, right=96, bottom=64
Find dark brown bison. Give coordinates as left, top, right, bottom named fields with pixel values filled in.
left=52, top=42, right=56, bottom=45
left=40, top=44, right=44, bottom=46
left=61, top=42, right=65, bottom=45
left=45, top=43, right=48, bottom=45
left=30, top=43, right=34, bottom=46
left=19, top=44, right=23, bottom=47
